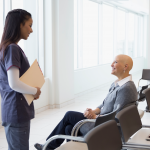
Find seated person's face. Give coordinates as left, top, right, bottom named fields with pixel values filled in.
left=111, top=56, right=125, bottom=77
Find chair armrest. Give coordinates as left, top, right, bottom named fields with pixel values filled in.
left=74, top=119, right=96, bottom=137
left=71, top=119, right=96, bottom=137
left=71, top=120, right=87, bottom=136
left=42, top=135, right=85, bottom=150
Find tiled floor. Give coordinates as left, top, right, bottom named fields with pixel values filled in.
left=0, top=72, right=148, bottom=150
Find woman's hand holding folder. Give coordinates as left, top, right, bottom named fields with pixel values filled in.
left=33, top=87, right=41, bottom=100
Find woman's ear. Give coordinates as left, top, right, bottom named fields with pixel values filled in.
left=124, top=64, right=128, bottom=70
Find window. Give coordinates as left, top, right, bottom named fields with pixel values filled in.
left=102, top=5, right=114, bottom=64
left=74, top=0, right=77, bottom=69
left=116, top=10, right=126, bottom=55
left=37, top=0, right=44, bottom=74
left=82, top=0, right=98, bottom=68
left=134, top=14, right=138, bottom=57
left=74, top=0, right=146, bottom=70
left=138, top=16, right=144, bottom=57
left=128, top=13, right=135, bottom=58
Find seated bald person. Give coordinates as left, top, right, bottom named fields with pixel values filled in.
left=34, top=54, right=137, bottom=150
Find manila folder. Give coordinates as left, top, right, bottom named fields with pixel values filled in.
left=19, top=59, right=45, bottom=105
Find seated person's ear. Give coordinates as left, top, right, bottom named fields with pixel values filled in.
left=125, top=64, right=128, bottom=70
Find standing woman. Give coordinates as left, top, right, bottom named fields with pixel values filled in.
left=0, top=9, right=41, bottom=150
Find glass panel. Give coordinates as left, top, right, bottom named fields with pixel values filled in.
left=116, top=9, right=126, bottom=55
left=12, top=0, right=24, bottom=50
left=128, top=13, right=135, bottom=58
left=134, top=14, right=138, bottom=58
left=102, top=4, right=114, bottom=64
left=82, top=0, right=98, bottom=68
left=74, top=0, right=77, bottom=70
left=0, top=0, right=3, bottom=42
left=138, top=16, right=144, bottom=57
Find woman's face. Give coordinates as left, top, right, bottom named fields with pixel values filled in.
left=20, top=17, right=33, bottom=40
left=111, top=56, right=125, bottom=77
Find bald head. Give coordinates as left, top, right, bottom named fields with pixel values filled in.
left=115, top=54, right=133, bottom=72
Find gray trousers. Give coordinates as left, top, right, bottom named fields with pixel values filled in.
left=2, top=121, right=30, bottom=150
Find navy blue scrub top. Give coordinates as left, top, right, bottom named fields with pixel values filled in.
left=0, top=43, right=34, bottom=123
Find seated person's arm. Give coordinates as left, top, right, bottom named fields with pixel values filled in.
left=113, top=84, right=137, bottom=112
left=92, top=108, right=101, bottom=115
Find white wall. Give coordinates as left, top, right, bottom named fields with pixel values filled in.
left=52, top=0, right=74, bottom=106
left=74, top=64, right=116, bottom=94
left=44, top=0, right=75, bottom=108
left=74, top=57, right=145, bottom=95
left=44, top=0, right=53, bottom=106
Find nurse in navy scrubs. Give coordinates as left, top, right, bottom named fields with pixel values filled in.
left=0, top=9, right=41, bottom=150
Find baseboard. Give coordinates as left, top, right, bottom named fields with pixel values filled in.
left=49, top=104, right=55, bottom=109
left=35, top=99, right=75, bottom=111
left=35, top=105, right=50, bottom=114
left=49, top=99, right=75, bottom=109
left=53, top=99, right=75, bottom=108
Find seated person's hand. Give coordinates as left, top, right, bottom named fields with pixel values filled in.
left=84, top=108, right=96, bottom=119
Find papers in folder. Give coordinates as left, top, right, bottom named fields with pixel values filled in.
left=19, top=59, right=45, bottom=105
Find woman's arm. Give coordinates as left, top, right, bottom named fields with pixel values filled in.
left=92, top=108, right=101, bottom=115
left=7, top=66, right=37, bottom=95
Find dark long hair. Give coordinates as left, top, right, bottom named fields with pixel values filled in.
left=0, top=9, right=31, bottom=60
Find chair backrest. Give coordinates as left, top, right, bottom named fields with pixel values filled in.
left=94, top=104, right=120, bottom=127
left=84, top=120, right=122, bottom=150
left=137, top=85, right=148, bottom=101
left=115, top=105, right=142, bottom=143
left=122, top=100, right=137, bottom=109
left=141, top=69, right=150, bottom=80
left=142, top=88, right=150, bottom=111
